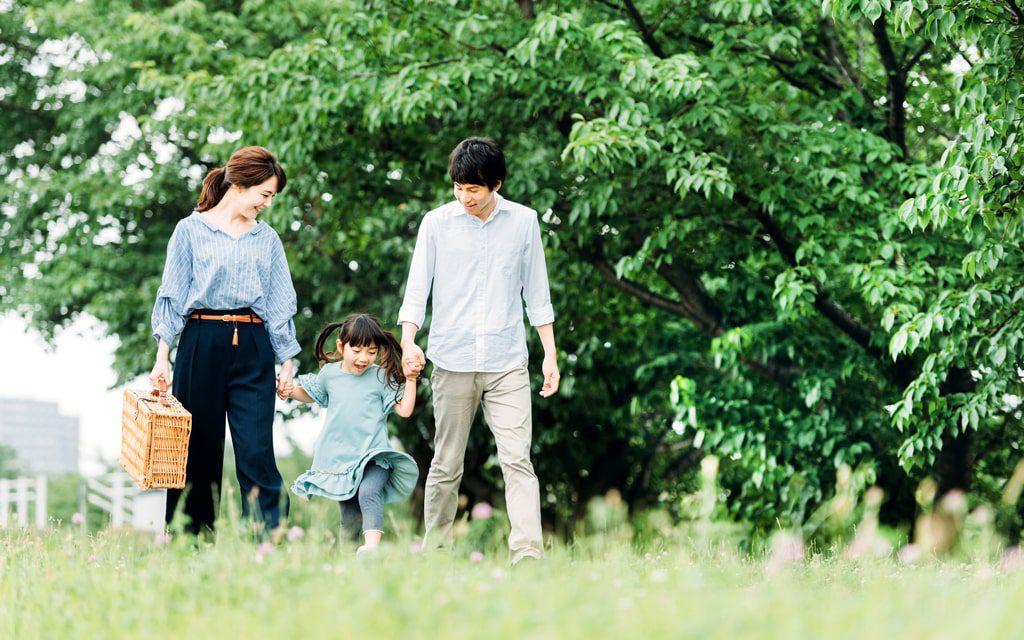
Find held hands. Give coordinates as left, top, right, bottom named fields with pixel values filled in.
left=540, top=353, right=560, bottom=398
left=402, top=341, right=426, bottom=381
left=402, top=358, right=423, bottom=381
left=276, top=359, right=295, bottom=400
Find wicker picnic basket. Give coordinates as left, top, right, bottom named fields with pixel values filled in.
left=119, top=387, right=192, bottom=489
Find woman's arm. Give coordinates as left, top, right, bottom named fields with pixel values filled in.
left=393, top=377, right=418, bottom=418
left=151, top=222, right=192, bottom=351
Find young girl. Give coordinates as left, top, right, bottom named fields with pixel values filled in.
left=282, top=314, right=422, bottom=554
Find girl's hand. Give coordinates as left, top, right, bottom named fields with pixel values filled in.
left=149, top=358, right=171, bottom=394
left=402, top=359, right=422, bottom=381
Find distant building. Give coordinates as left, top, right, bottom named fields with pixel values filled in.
left=0, top=398, right=79, bottom=475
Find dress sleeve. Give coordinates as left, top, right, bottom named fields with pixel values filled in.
left=151, top=220, right=193, bottom=347
left=298, top=371, right=328, bottom=408
left=380, top=373, right=404, bottom=415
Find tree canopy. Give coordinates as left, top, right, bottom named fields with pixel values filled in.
left=2, top=0, right=1021, bottom=533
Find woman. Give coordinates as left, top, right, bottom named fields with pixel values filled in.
left=149, top=145, right=299, bottom=535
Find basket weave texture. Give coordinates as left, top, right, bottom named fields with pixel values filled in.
left=120, top=389, right=192, bottom=489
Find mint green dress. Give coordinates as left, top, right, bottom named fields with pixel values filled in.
left=291, top=364, right=419, bottom=503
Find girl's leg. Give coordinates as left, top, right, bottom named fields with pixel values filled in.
left=337, top=499, right=362, bottom=543
left=356, top=464, right=391, bottom=547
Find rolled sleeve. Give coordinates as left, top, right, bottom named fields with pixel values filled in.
left=521, top=213, right=555, bottom=327
left=397, top=213, right=435, bottom=328
left=151, top=222, right=192, bottom=347
left=264, top=235, right=300, bottom=363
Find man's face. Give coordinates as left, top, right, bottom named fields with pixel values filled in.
left=453, top=181, right=501, bottom=215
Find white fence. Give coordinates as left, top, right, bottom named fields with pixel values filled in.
left=0, top=475, right=48, bottom=529
left=86, top=472, right=166, bottom=532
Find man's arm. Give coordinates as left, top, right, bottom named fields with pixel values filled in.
left=398, top=214, right=434, bottom=370
left=535, top=323, right=559, bottom=398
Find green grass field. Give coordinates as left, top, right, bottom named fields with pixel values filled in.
left=3, top=522, right=1023, bottom=640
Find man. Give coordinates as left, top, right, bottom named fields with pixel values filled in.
left=398, top=137, right=559, bottom=564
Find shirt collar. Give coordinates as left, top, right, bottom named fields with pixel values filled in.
left=191, top=210, right=266, bottom=237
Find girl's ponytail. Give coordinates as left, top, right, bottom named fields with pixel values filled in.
left=377, top=331, right=407, bottom=405
left=314, top=322, right=346, bottom=366
left=196, top=167, right=230, bottom=212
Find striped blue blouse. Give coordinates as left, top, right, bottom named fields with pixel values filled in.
left=151, top=211, right=301, bottom=363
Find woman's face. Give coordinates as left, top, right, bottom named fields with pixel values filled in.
left=235, top=176, right=278, bottom=219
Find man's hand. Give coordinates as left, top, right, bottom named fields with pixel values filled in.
left=402, top=358, right=423, bottom=381
left=402, top=341, right=426, bottom=374
left=540, top=353, right=560, bottom=398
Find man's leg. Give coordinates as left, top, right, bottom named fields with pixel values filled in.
left=480, top=365, right=544, bottom=563
left=423, top=367, right=480, bottom=550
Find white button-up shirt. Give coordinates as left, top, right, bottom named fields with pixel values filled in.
left=397, top=194, right=555, bottom=373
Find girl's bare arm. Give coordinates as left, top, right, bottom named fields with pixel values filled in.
left=394, top=378, right=417, bottom=417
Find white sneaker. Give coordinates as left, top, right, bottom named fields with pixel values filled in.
left=356, top=544, right=379, bottom=556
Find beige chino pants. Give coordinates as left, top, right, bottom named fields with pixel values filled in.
left=422, top=364, right=544, bottom=562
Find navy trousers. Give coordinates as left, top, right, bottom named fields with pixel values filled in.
left=167, top=308, right=287, bottom=534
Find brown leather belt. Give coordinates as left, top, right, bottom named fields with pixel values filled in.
left=189, top=313, right=262, bottom=346
left=189, top=313, right=263, bottom=323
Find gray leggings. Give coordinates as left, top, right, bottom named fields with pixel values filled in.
left=338, top=463, right=391, bottom=538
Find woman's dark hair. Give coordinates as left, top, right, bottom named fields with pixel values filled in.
left=314, top=314, right=406, bottom=400
left=196, top=145, right=287, bottom=212
left=448, top=137, right=506, bottom=189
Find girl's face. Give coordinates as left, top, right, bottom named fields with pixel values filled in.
left=338, top=339, right=378, bottom=375
left=234, top=176, right=278, bottom=220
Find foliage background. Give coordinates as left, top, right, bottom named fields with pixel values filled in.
left=2, top=0, right=1022, bottom=536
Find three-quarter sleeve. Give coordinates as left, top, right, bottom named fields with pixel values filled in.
left=151, top=221, right=193, bottom=347
left=263, top=233, right=301, bottom=363
left=297, top=371, right=328, bottom=407
left=396, top=213, right=435, bottom=329
left=520, top=212, right=555, bottom=326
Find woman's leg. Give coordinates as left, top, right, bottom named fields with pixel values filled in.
left=226, top=320, right=286, bottom=532
left=168, top=318, right=229, bottom=535
left=356, top=464, right=392, bottom=546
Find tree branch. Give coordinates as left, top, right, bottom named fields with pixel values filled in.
left=872, top=15, right=909, bottom=157
left=735, top=192, right=884, bottom=360
left=588, top=253, right=699, bottom=320
left=516, top=0, right=535, bottom=20
left=904, top=40, right=932, bottom=73
left=621, top=0, right=667, bottom=58
left=1008, top=0, right=1024, bottom=24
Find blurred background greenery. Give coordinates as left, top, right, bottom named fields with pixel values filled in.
left=1, top=0, right=1022, bottom=544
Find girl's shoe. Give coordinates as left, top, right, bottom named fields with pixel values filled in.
left=356, top=544, right=379, bottom=556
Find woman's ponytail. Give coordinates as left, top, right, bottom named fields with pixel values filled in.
left=196, top=167, right=230, bottom=212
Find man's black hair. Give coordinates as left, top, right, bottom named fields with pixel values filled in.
left=448, top=137, right=506, bottom=189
